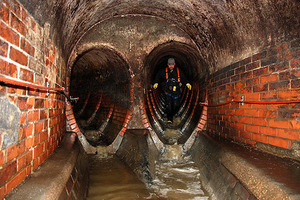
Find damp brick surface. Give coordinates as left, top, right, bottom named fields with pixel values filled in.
left=0, top=1, right=66, bottom=198
left=205, top=39, right=300, bottom=159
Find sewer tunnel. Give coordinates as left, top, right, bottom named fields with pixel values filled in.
left=0, top=0, right=300, bottom=199
left=69, top=40, right=207, bottom=146
left=70, top=48, right=131, bottom=146
left=143, top=41, right=206, bottom=145
left=65, top=14, right=211, bottom=149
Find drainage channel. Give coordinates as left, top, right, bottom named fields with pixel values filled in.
left=149, top=146, right=209, bottom=200
left=87, top=145, right=210, bottom=200
left=88, top=151, right=151, bottom=199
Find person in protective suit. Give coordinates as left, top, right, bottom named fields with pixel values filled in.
left=153, top=58, right=192, bottom=124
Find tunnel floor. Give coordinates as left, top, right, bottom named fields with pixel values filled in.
left=214, top=138, right=300, bottom=194
left=150, top=155, right=209, bottom=199
left=88, top=154, right=151, bottom=200
left=5, top=130, right=300, bottom=199
left=88, top=148, right=210, bottom=200
left=87, top=126, right=211, bottom=200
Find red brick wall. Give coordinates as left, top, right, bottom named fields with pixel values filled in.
left=206, top=38, right=300, bottom=157
left=0, top=0, right=66, bottom=198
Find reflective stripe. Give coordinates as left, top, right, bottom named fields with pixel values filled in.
left=177, top=67, right=180, bottom=82
left=166, top=92, right=180, bottom=99
left=166, top=67, right=168, bottom=82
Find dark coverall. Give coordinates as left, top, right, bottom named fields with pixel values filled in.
left=154, top=66, right=187, bottom=122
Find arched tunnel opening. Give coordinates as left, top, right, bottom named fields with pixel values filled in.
left=144, top=41, right=207, bottom=145
left=69, top=48, right=131, bottom=146
left=69, top=41, right=208, bottom=147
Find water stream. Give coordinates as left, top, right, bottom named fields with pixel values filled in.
left=149, top=145, right=209, bottom=200
left=87, top=146, right=150, bottom=199
left=88, top=145, right=210, bottom=200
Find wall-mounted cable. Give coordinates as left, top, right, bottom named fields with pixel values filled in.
left=199, top=99, right=300, bottom=107
left=0, top=74, right=65, bottom=92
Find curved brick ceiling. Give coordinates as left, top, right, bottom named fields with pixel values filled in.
left=20, top=0, right=299, bottom=71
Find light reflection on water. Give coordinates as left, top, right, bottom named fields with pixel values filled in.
left=149, top=145, right=209, bottom=200
left=88, top=146, right=209, bottom=200
left=150, top=159, right=209, bottom=200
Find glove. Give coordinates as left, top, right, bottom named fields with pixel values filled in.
left=186, top=83, right=192, bottom=90
left=153, top=83, right=158, bottom=89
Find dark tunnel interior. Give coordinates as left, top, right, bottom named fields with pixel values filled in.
left=143, top=41, right=207, bottom=145
left=146, top=41, right=207, bottom=86
left=70, top=48, right=131, bottom=146
left=70, top=41, right=208, bottom=146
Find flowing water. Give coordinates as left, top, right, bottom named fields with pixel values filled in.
left=149, top=145, right=209, bottom=200
left=88, top=146, right=151, bottom=199
left=88, top=155, right=151, bottom=200
left=88, top=146, right=209, bottom=200
left=150, top=159, right=209, bottom=200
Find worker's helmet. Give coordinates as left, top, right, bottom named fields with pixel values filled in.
left=168, top=58, right=175, bottom=65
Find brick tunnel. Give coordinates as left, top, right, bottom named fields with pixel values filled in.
left=0, top=0, right=299, bottom=199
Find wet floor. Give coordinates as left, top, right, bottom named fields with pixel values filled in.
left=88, top=154, right=151, bottom=200
left=88, top=146, right=209, bottom=200
left=150, top=158, right=209, bottom=200
left=150, top=145, right=209, bottom=200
